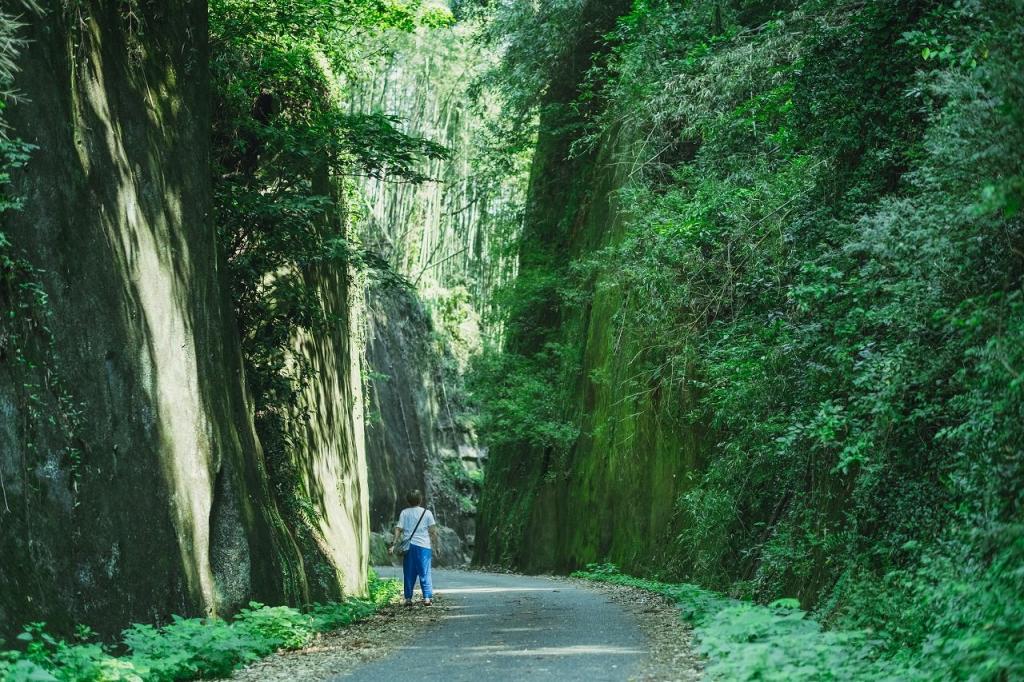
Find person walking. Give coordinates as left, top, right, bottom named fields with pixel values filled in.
left=390, top=489, right=438, bottom=606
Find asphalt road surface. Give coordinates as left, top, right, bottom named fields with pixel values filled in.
left=332, top=568, right=647, bottom=681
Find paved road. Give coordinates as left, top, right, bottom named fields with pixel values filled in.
left=332, top=568, right=646, bottom=681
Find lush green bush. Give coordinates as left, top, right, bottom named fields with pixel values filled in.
left=576, top=563, right=926, bottom=681
left=123, top=617, right=264, bottom=681
left=231, top=603, right=314, bottom=652
left=468, top=340, right=580, bottom=456
left=0, top=575, right=400, bottom=681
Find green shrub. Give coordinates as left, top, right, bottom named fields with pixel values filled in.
left=1, top=623, right=140, bottom=682
left=574, top=564, right=925, bottom=681
left=232, top=604, right=314, bottom=652
left=0, top=575, right=399, bottom=682
left=123, top=617, right=263, bottom=681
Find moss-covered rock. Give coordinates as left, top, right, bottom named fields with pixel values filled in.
left=0, top=1, right=369, bottom=637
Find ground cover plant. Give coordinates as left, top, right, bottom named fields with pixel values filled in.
left=576, top=563, right=934, bottom=681
left=0, top=574, right=399, bottom=681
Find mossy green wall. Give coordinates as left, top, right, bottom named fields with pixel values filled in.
left=478, top=130, right=702, bottom=575
left=475, top=0, right=702, bottom=575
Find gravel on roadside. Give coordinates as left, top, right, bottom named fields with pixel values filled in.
left=574, top=578, right=704, bottom=682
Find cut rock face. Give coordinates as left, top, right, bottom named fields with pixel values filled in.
left=369, top=526, right=468, bottom=569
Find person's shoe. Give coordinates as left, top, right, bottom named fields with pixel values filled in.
left=404, top=599, right=413, bottom=607
left=423, top=599, right=432, bottom=607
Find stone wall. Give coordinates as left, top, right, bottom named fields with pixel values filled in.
left=363, top=284, right=483, bottom=565
left=286, top=257, right=371, bottom=596
left=0, top=1, right=368, bottom=636
left=472, top=0, right=699, bottom=575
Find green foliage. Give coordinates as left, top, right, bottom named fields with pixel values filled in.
left=437, top=458, right=484, bottom=514
left=468, top=340, right=579, bottom=455
left=467, top=255, right=587, bottom=463
left=123, top=617, right=263, bottom=680
left=210, top=0, right=449, bottom=579
left=0, top=576, right=399, bottom=681
left=0, top=129, right=33, bottom=215
left=576, top=0, right=1024, bottom=648
left=232, top=603, right=315, bottom=651
left=211, top=0, right=451, bottom=57
left=575, top=564, right=925, bottom=681
left=0, top=4, right=33, bottom=102
left=469, top=0, right=587, bottom=122
left=0, top=623, right=139, bottom=682
left=482, top=0, right=1024, bottom=676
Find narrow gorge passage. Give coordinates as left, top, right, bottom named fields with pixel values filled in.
left=1, top=0, right=1022, bottom=680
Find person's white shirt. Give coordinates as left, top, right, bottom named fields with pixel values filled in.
left=396, top=506, right=436, bottom=549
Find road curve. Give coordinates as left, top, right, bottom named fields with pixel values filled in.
left=331, top=568, right=647, bottom=681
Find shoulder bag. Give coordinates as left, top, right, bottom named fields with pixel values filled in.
left=393, top=507, right=428, bottom=556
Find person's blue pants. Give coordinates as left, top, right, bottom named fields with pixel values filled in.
left=403, top=544, right=433, bottom=600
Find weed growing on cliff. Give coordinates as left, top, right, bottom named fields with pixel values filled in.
left=468, top=341, right=580, bottom=455
left=0, top=574, right=399, bottom=681
left=437, top=458, right=484, bottom=515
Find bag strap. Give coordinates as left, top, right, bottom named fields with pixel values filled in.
left=405, top=507, right=428, bottom=543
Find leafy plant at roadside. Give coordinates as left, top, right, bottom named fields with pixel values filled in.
left=0, top=575, right=400, bottom=681
left=575, top=564, right=926, bottom=681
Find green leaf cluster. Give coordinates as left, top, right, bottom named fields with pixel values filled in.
left=468, top=339, right=580, bottom=456
left=575, top=564, right=926, bottom=681
left=0, top=575, right=399, bottom=681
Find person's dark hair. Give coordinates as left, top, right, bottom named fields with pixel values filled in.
left=406, top=489, right=423, bottom=506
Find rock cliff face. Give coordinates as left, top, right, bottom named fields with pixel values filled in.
left=0, top=2, right=367, bottom=636
left=284, top=258, right=370, bottom=597
left=475, top=124, right=702, bottom=574
left=473, top=0, right=695, bottom=574
left=363, top=283, right=484, bottom=565
left=353, top=27, right=510, bottom=563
